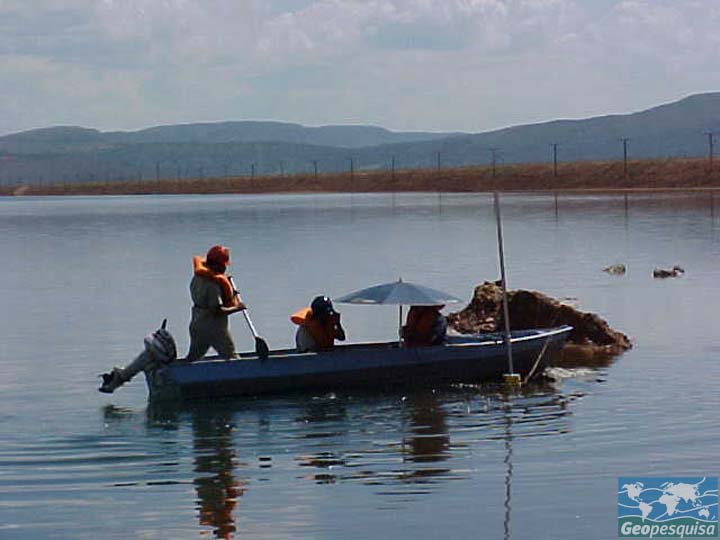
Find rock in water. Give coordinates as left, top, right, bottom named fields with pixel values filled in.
left=603, top=264, right=626, bottom=275
left=447, top=282, right=632, bottom=355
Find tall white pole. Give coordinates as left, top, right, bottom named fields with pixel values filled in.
left=398, top=276, right=404, bottom=346
left=494, top=192, right=515, bottom=378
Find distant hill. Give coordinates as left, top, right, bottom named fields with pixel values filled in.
left=108, top=121, right=459, bottom=147
left=1, top=92, right=719, bottom=185
left=0, top=122, right=456, bottom=153
left=345, top=92, right=720, bottom=171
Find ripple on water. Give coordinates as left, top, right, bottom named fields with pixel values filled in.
left=0, top=381, right=591, bottom=537
left=5, top=193, right=719, bottom=539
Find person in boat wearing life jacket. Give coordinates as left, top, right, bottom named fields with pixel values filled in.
left=401, top=305, right=447, bottom=347
left=291, top=296, right=346, bottom=353
left=186, top=245, right=247, bottom=361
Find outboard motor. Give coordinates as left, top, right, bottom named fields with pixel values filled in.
left=143, top=319, right=178, bottom=366
left=99, top=319, right=178, bottom=394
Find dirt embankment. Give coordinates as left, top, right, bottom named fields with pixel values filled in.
left=2, top=157, right=720, bottom=196
left=447, top=282, right=632, bottom=360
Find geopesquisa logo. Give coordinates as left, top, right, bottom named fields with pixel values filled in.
left=618, top=477, right=718, bottom=538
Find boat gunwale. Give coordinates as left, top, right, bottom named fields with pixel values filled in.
left=177, top=325, right=573, bottom=365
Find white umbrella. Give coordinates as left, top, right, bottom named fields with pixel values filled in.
left=335, top=278, right=461, bottom=306
left=334, top=278, right=461, bottom=342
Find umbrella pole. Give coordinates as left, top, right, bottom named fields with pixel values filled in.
left=494, top=193, right=520, bottom=387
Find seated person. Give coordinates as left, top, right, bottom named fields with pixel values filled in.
left=402, top=305, right=447, bottom=347
left=291, top=296, right=346, bottom=352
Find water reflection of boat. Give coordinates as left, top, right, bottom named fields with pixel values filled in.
left=130, top=384, right=585, bottom=538
left=145, top=327, right=572, bottom=401
left=191, top=412, right=244, bottom=540
left=403, top=393, right=450, bottom=464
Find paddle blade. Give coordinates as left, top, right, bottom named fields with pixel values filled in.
left=255, top=336, right=270, bottom=361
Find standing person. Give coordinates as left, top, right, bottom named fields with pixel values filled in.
left=291, top=296, right=346, bottom=353
left=186, top=245, right=246, bottom=362
left=402, top=305, right=447, bottom=347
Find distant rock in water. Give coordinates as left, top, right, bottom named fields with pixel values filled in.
left=447, top=282, right=632, bottom=355
left=653, top=265, right=685, bottom=278
left=603, top=264, right=626, bottom=275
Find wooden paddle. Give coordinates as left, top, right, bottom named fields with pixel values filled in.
left=229, top=276, right=270, bottom=361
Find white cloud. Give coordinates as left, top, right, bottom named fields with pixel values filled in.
left=0, top=53, right=144, bottom=133
left=564, top=0, right=720, bottom=74
left=83, top=0, right=583, bottom=68
left=0, top=0, right=718, bottom=134
left=253, top=0, right=581, bottom=61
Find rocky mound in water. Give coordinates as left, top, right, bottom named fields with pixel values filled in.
left=447, top=282, right=632, bottom=355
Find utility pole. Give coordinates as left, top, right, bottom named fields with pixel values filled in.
left=391, top=155, right=396, bottom=181
left=436, top=151, right=441, bottom=171
left=155, top=161, right=160, bottom=182
left=279, top=160, right=285, bottom=177
left=349, top=157, right=355, bottom=194
left=551, top=143, right=559, bottom=177
left=312, top=160, right=318, bottom=180
left=490, top=148, right=499, bottom=178
left=707, top=132, right=715, bottom=170
left=251, top=163, right=256, bottom=179
left=622, top=138, right=630, bottom=178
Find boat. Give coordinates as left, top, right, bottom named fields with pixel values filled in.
left=144, top=326, right=573, bottom=401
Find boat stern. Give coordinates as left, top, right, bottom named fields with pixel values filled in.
left=144, top=365, right=181, bottom=401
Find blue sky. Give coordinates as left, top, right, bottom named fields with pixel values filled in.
left=1, top=0, right=718, bottom=135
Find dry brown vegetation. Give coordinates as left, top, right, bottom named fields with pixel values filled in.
left=3, top=157, right=720, bottom=197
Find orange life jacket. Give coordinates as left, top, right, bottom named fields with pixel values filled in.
left=291, top=307, right=336, bottom=349
left=404, top=306, right=440, bottom=347
left=192, top=256, right=239, bottom=308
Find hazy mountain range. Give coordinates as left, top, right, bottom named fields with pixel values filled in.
left=1, top=92, right=719, bottom=184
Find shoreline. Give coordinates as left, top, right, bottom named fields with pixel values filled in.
left=2, top=156, right=720, bottom=197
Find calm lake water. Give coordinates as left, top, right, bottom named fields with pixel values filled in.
left=1, top=192, right=718, bottom=540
